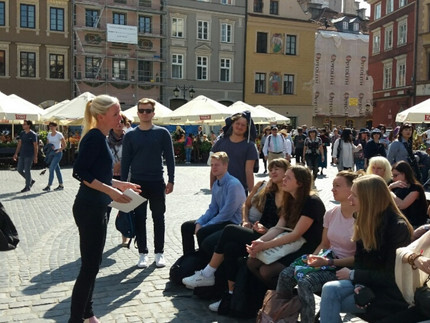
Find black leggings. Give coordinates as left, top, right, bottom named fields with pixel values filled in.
left=214, top=224, right=261, bottom=281
left=69, top=199, right=108, bottom=323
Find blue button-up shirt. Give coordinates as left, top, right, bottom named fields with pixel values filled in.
left=196, top=172, right=246, bottom=227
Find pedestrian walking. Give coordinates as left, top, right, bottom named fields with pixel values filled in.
left=13, top=120, right=38, bottom=192
left=42, top=122, right=66, bottom=191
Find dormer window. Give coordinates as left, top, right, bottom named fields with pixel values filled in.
left=353, top=23, right=359, bottom=32
left=342, top=21, right=349, bottom=30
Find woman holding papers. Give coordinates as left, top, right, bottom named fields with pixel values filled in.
left=69, top=95, right=140, bottom=323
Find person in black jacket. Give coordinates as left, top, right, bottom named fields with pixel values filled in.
left=319, top=174, right=413, bottom=323
left=364, top=128, right=386, bottom=170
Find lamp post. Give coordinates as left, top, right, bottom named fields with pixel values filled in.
left=173, top=85, right=195, bottom=100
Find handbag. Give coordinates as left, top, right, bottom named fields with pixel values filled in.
left=414, top=274, right=430, bottom=317
left=256, top=290, right=301, bottom=323
left=0, top=202, right=19, bottom=251
left=256, top=227, right=306, bottom=265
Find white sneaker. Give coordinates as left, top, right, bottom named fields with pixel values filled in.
left=137, top=253, right=148, bottom=268
left=155, top=253, right=166, bottom=268
left=209, top=299, right=221, bottom=312
left=182, top=270, right=215, bottom=289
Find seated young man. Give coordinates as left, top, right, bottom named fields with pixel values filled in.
left=181, top=151, right=246, bottom=259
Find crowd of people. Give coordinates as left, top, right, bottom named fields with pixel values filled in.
left=11, top=102, right=430, bottom=322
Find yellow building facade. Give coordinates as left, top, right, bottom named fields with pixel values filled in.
left=244, top=1, right=317, bottom=127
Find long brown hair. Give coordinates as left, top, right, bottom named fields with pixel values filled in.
left=282, top=165, right=313, bottom=228
left=351, top=174, right=413, bottom=250
left=254, top=158, right=289, bottom=212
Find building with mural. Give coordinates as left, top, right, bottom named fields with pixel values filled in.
left=244, top=0, right=317, bottom=128
left=313, top=30, right=373, bottom=129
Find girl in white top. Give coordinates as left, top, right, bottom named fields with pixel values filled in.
left=43, top=122, right=66, bottom=191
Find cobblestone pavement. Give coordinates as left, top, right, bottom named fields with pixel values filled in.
left=0, top=154, right=365, bottom=322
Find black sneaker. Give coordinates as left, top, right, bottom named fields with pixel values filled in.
left=42, top=186, right=51, bottom=192
left=30, top=180, right=35, bottom=187
left=54, top=185, right=64, bottom=191
left=21, top=186, right=30, bottom=193
left=217, top=291, right=232, bottom=315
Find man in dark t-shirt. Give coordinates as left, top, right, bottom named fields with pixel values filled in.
left=13, top=120, right=38, bottom=192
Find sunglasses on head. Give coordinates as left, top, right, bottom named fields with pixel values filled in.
left=120, top=120, right=125, bottom=124
left=138, top=108, right=154, bottom=114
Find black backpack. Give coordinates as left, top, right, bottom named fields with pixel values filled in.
left=169, top=250, right=208, bottom=285
left=115, top=210, right=136, bottom=248
left=0, top=202, right=19, bottom=251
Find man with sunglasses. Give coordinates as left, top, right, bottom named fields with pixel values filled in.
left=13, top=120, right=38, bottom=192
left=121, top=98, right=175, bottom=269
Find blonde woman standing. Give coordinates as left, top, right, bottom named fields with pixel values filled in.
left=69, top=95, right=140, bottom=323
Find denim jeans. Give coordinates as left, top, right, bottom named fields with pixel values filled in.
left=131, top=179, right=166, bottom=254
left=48, top=151, right=63, bottom=186
left=185, top=147, right=192, bottom=163
left=319, top=279, right=366, bottom=323
left=69, top=198, right=108, bottom=323
left=17, top=155, right=34, bottom=188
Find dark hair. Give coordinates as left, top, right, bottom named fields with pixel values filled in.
left=49, top=122, right=57, bottom=127
left=25, top=120, right=33, bottom=127
left=392, top=160, right=419, bottom=185
left=399, top=123, right=413, bottom=140
left=341, top=128, right=352, bottom=143
left=283, top=165, right=313, bottom=228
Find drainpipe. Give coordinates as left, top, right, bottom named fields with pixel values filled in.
left=412, top=0, right=419, bottom=106
left=242, top=1, right=248, bottom=102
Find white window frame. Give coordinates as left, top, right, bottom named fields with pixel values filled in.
left=375, top=2, right=381, bottom=20
left=383, top=59, right=393, bottom=89
left=221, top=0, right=233, bottom=4
left=197, top=56, right=208, bottom=80
left=172, top=53, right=183, bottom=79
left=342, top=21, right=349, bottom=30
left=372, top=29, right=381, bottom=54
left=397, top=17, right=407, bottom=46
left=171, top=17, right=184, bottom=38
left=396, top=55, right=406, bottom=88
left=384, top=23, right=394, bottom=51
left=220, top=58, right=231, bottom=82
left=386, top=0, right=394, bottom=13
left=399, top=0, right=407, bottom=7
left=197, top=20, right=209, bottom=40
left=221, top=23, right=232, bottom=43
left=17, top=43, right=40, bottom=79
left=0, top=42, right=9, bottom=78
left=283, top=74, right=295, bottom=95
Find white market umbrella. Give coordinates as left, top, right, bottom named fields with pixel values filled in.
left=0, top=92, right=43, bottom=121
left=255, top=105, right=290, bottom=124
left=41, top=92, right=95, bottom=125
left=228, top=101, right=276, bottom=124
left=160, top=95, right=231, bottom=125
left=396, top=98, right=430, bottom=123
left=42, top=99, right=70, bottom=117
left=123, top=101, right=172, bottom=125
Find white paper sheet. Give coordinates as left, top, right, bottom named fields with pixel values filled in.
left=108, top=188, right=147, bottom=213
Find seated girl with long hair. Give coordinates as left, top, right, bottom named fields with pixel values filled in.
left=246, top=165, right=325, bottom=289
left=181, top=158, right=289, bottom=311
left=320, top=174, right=413, bottom=323
left=276, top=171, right=359, bottom=323
left=389, top=160, right=428, bottom=228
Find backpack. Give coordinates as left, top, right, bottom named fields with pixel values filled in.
left=169, top=250, right=207, bottom=285
left=257, top=290, right=301, bottom=323
left=0, top=202, right=19, bottom=251
left=115, top=210, right=136, bottom=248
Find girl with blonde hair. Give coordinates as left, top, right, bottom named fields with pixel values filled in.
left=69, top=95, right=140, bottom=323
left=320, top=174, right=413, bottom=323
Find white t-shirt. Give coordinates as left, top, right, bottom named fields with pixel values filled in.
left=47, top=132, right=64, bottom=150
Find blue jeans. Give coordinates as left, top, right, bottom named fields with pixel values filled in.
left=17, top=155, right=34, bottom=188
left=48, top=151, right=63, bottom=186
left=320, top=280, right=366, bottom=323
left=355, top=159, right=365, bottom=171
left=185, top=147, right=192, bottom=163
left=131, top=179, right=166, bottom=254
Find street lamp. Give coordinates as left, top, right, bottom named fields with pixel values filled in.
left=173, top=85, right=195, bottom=99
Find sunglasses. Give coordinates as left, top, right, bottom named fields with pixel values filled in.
left=138, top=108, right=154, bottom=114
left=120, top=120, right=125, bottom=124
